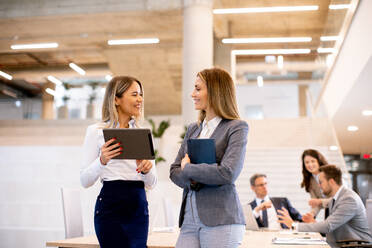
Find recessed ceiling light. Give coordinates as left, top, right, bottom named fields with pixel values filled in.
left=0, top=70, right=13, bottom=80
left=47, top=75, right=63, bottom=86
left=15, top=100, right=22, bottom=108
left=213, top=5, right=319, bottom=14
left=69, top=63, right=86, bottom=75
left=232, top=49, right=311, bottom=55
left=362, top=110, right=372, bottom=116
left=317, top=47, right=337, bottom=53
left=11, top=42, right=58, bottom=50
left=107, top=38, right=159, bottom=45
left=347, top=125, right=358, bottom=132
left=329, top=145, right=338, bottom=151
left=222, top=37, right=312, bottom=43
left=329, top=4, right=351, bottom=10
left=320, top=36, right=340, bottom=41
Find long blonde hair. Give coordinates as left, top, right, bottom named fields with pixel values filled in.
left=101, top=76, right=144, bottom=128
left=197, top=67, right=240, bottom=123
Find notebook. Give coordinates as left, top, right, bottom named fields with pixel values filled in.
left=187, top=138, right=216, bottom=164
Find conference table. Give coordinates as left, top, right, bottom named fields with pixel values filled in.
left=46, top=230, right=330, bottom=248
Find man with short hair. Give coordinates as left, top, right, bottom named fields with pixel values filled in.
left=278, top=165, right=372, bottom=248
left=248, top=173, right=302, bottom=229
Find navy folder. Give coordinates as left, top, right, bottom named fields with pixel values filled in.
left=187, top=139, right=216, bottom=164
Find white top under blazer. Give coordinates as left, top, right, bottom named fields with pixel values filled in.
left=80, top=119, right=157, bottom=189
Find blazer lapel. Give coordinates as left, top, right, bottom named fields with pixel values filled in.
left=209, top=119, right=226, bottom=139
left=190, top=124, right=203, bottom=139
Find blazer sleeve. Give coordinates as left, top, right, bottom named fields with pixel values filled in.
left=182, top=121, right=248, bottom=185
left=169, top=124, right=195, bottom=189
left=298, top=194, right=358, bottom=233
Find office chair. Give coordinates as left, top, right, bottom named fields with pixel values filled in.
left=337, top=199, right=372, bottom=248
left=60, top=187, right=84, bottom=238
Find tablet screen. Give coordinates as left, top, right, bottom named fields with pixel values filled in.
left=103, top=128, right=155, bottom=160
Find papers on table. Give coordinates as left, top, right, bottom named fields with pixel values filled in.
left=272, top=237, right=328, bottom=245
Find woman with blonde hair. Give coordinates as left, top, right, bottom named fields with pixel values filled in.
left=170, top=68, right=248, bottom=248
left=80, top=76, right=157, bottom=248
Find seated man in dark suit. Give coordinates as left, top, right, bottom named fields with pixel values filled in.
left=277, top=165, right=372, bottom=248
left=249, top=173, right=303, bottom=229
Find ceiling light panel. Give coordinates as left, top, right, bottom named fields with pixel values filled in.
left=0, top=70, right=13, bottom=80
left=69, top=63, right=86, bottom=75
left=329, top=4, right=351, bottom=10
left=213, top=5, right=319, bottom=14
left=11, top=42, right=58, bottom=50
left=47, top=75, right=63, bottom=86
left=232, top=49, right=311, bottom=55
left=108, top=38, right=159, bottom=45
left=320, top=36, right=340, bottom=41
left=222, top=37, right=312, bottom=43
left=317, top=48, right=337, bottom=53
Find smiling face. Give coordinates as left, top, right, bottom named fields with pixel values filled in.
left=304, top=155, right=320, bottom=175
left=191, top=76, right=208, bottom=111
left=115, top=81, right=143, bottom=118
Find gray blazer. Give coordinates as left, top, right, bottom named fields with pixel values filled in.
left=170, top=119, right=248, bottom=227
left=298, top=186, right=372, bottom=248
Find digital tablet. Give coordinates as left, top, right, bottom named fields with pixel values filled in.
left=103, top=128, right=155, bottom=160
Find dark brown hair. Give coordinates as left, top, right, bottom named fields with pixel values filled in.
left=319, top=165, right=342, bottom=185
left=197, top=67, right=240, bottom=123
left=300, top=149, right=328, bottom=192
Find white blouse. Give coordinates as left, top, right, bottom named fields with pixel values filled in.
left=80, top=120, right=157, bottom=189
left=199, top=116, right=222, bottom=139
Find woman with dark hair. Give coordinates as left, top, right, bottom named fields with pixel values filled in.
left=301, top=149, right=331, bottom=217
left=80, top=76, right=157, bottom=248
left=170, top=68, right=248, bottom=248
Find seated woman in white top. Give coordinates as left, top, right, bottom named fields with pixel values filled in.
left=80, top=76, right=157, bottom=248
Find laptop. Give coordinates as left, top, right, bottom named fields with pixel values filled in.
left=242, top=204, right=260, bottom=231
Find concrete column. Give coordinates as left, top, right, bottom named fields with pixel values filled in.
left=41, top=82, right=55, bottom=120
left=182, top=0, right=213, bottom=124
left=298, top=85, right=308, bottom=117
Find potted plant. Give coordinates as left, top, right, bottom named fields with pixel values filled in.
left=147, top=119, right=170, bottom=163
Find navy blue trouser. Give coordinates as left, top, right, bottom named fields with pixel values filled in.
left=94, top=180, right=149, bottom=248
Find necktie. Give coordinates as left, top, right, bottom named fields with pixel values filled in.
left=261, top=199, right=268, bottom=227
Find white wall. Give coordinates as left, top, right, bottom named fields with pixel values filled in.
left=236, top=84, right=299, bottom=119
left=321, top=0, right=372, bottom=118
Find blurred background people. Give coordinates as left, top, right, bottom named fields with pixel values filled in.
left=249, top=173, right=303, bottom=230
left=278, top=165, right=372, bottom=248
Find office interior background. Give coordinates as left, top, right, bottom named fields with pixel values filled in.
left=0, top=0, right=371, bottom=247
